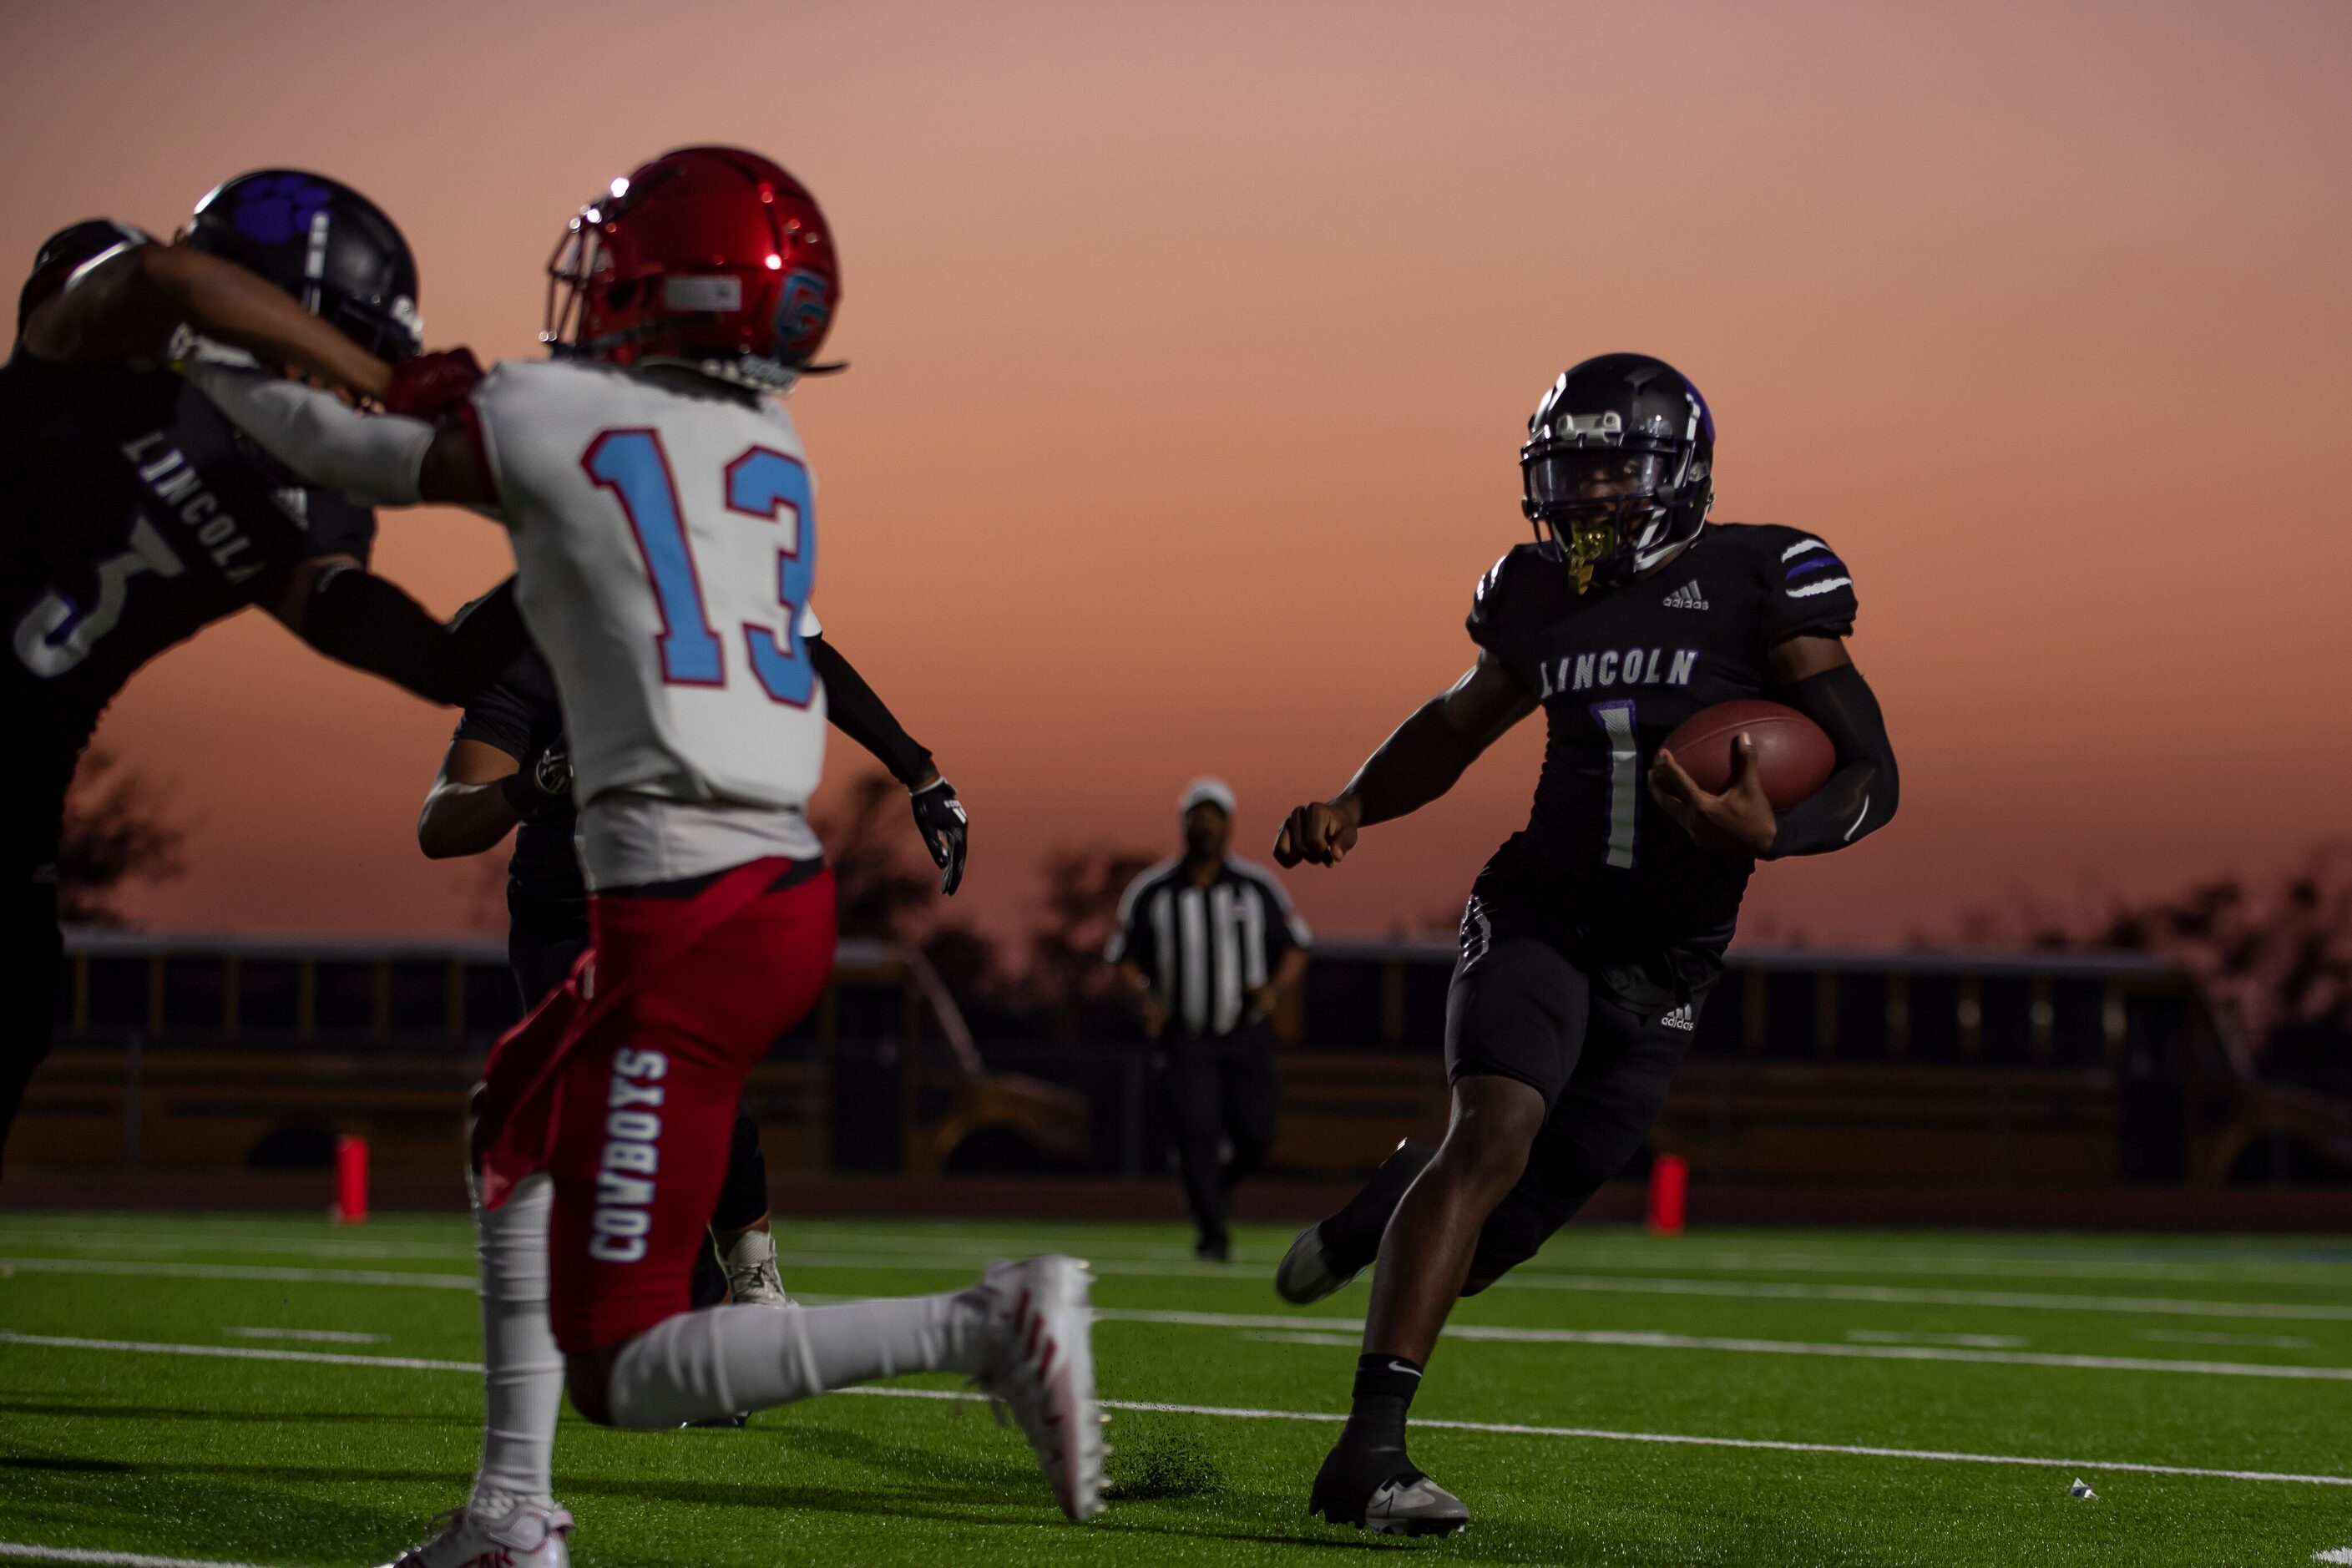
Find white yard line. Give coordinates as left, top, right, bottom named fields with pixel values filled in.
left=2138, top=1328, right=2314, bottom=1350
left=0, top=1332, right=473, bottom=1373
left=0, top=1544, right=292, bottom=1567
left=752, top=1251, right=2352, bottom=1323
left=1237, top=1331, right=1362, bottom=1348
left=2313, top=1548, right=2352, bottom=1564
left=1092, top=1308, right=2352, bottom=1381
left=13, top=1222, right=2352, bottom=1287
left=1845, top=1330, right=2027, bottom=1348
left=837, top=1386, right=2352, bottom=1488
left=0, top=1257, right=473, bottom=1291
left=0, top=1230, right=474, bottom=1262
left=9, top=1224, right=2351, bottom=1290
left=8, top=1255, right=2349, bottom=1374
left=1485, top=1270, right=2352, bottom=1322
left=744, top=1252, right=2352, bottom=1323
left=222, top=1327, right=388, bottom=1344
left=1522, top=1247, right=2352, bottom=1288
left=10, top=1329, right=2348, bottom=1490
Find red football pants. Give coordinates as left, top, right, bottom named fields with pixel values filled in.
left=479, top=860, right=836, bottom=1352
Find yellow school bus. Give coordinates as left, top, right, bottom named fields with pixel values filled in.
left=19, top=932, right=1086, bottom=1179
left=1271, top=943, right=2352, bottom=1186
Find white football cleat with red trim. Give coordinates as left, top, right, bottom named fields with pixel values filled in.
left=974, top=1254, right=1105, bottom=1521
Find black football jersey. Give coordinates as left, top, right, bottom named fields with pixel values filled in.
left=2, top=349, right=377, bottom=857
left=1467, top=521, right=1859, bottom=959
left=452, top=642, right=585, bottom=933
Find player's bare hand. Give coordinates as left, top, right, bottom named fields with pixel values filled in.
left=1274, top=799, right=1359, bottom=867
left=1649, top=735, right=1778, bottom=857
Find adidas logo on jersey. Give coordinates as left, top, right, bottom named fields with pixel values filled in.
left=1661, top=1004, right=1696, bottom=1031
left=1662, top=580, right=1708, bottom=610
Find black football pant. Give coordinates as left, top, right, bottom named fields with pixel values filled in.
left=509, top=919, right=771, bottom=1308
left=1160, top=1021, right=1281, bottom=1253
left=0, top=874, right=63, bottom=1181
left=1320, top=936, right=1707, bottom=1290
left=1439, top=936, right=1702, bottom=1286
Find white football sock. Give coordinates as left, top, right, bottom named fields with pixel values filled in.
left=468, top=1174, right=563, bottom=1511
left=605, top=1290, right=991, bottom=1430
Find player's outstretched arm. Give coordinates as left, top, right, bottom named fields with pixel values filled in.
left=180, top=361, right=450, bottom=506
left=23, top=240, right=389, bottom=392
left=805, top=634, right=969, bottom=894
left=271, top=567, right=529, bottom=707
left=1274, top=650, right=1535, bottom=868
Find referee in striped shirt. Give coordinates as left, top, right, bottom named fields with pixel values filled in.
left=1107, top=777, right=1311, bottom=1261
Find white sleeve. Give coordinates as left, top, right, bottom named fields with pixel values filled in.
left=181, top=360, right=433, bottom=506
left=797, top=602, right=822, bottom=639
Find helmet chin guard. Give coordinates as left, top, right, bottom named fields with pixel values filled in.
left=1519, top=354, right=1714, bottom=593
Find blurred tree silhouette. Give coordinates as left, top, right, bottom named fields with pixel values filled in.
left=1020, top=843, right=1159, bottom=1040
left=56, top=750, right=185, bottom=927
left=811, top=773, right=1162, bottom=1039
left=813, top=771, right=942, bottom=943
left=1998, top=846, right=2352, bottom=1093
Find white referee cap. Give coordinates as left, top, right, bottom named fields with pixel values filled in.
left=1179, top=776, right=1237, bottom=816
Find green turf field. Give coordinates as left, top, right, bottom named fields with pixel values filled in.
left=2, top=1211, right=2349, bottom=1566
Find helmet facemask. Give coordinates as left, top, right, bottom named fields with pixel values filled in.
left=543, top=151, right=839, bottom=396
left=1520, top=409, right=1711, bottom=594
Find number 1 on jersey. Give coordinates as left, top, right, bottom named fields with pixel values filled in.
left=1592, top=698, right=1639, bottom=869
left=584, top=429, right=724, bottom=685
left=584, top=429, right=816, bottom=704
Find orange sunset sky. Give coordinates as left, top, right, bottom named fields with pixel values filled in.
left=4, top=1, right=2349, bottom=949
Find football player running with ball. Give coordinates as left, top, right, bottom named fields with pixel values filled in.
left=180, top=148, right=1100, bottom=1563
left=1271, top=355, right=1898, bottom=1534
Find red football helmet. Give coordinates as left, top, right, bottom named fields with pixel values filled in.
left=544, top=145, right=839, bottom=390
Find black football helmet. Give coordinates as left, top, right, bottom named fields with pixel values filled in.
left=1519, top=352, right=1714, bottom=593
left=187, top=170, right=422, bottom=360
left=18, top=219, right=154, bottom=329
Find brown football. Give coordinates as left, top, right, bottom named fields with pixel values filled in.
left=1660, top=700, right=1835, bottom=809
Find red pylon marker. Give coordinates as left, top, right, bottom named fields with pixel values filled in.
left=335, top=1134, right=369, bottom=1225
left=1647, top=1153, right=1687, bottom=1237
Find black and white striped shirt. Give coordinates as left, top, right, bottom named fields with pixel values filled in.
left=1105, top=857, right=1312, bottom=1038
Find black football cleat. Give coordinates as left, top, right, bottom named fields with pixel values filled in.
left=1308, top=1443, right=1469, bottom=1536
left=1276, top=1141, right=1433, bottom=1303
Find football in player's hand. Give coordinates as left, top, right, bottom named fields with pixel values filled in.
left=1661, top=701, right=1834, bottom=809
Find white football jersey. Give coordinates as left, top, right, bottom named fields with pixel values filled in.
left=470, top=358, right=827, bottom=830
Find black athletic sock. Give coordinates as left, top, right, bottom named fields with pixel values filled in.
left=1341, top=1352, right=1423, bottom=1459
left=1319, top=1142, right=1434, bottom=1272
left=1311, top=1353, right=1425, bottom=1520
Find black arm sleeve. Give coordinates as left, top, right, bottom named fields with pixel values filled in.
left=807, top=634, right=933, bottom=788
left=299, top=570, right=529, bottom=707
left=1769, top=660, right=1898, bottom=857
left=451, top=666, right=537, bottom=764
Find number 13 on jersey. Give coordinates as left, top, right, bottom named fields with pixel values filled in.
left=582, top=428, right=817, bottom=705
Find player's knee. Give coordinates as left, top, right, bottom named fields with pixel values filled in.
left=1435, top=1086, right=1544, bottom=1194
left=564, top=1346, right=622, bottom=1427
left=1430, top=1134, right=1530, bottom=1203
